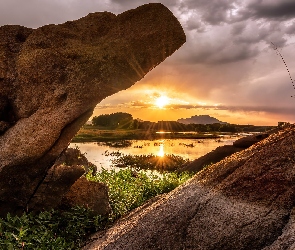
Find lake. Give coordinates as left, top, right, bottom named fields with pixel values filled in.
left=70, top=134, right=242, bottom=170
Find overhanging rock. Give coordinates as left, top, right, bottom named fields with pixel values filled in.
left=0, top=3, right=185, bottom=215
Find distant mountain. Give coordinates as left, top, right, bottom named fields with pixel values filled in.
left=177, top=115, right=227, bottom=125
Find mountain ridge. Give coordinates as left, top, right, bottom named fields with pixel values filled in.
left=177, top=115, right=227, bottom=124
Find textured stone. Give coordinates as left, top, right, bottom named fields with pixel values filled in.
left=84, top=125, right=295, bottom=250
left=62, top=177, right=111, bottom=216
left=0, top=3, right=185, bottom=215
left=28, top=148, right=95, bottom=211
left=233, top=133, right=269, bottom=148
left=180, top=145, right=242, bottom=173
left=181, top=132, right=273, bottom=173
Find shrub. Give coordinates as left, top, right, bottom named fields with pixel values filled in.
left=110, top=153, right=190, bottom=171
left=0, top=167, right=192, bottom=249
left=87, top=168, right=192, bottom=221
left=0, top=207, right=104, bottom=249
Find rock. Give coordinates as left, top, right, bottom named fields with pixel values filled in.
left=180, top=145, right=242, bottom=173
left=181, top=132, right=273, bottom=173
left=233, top=133, right=269, bottom=148
left=62, top=176, right=111, bottom=216
left=84, top=125, right=295, bottom=250
left=28, top=147, right=97, bottom=212
left=0, top=3, right=185, bottom=215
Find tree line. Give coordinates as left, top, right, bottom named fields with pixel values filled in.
left=91, top=112, right=275, bottom=132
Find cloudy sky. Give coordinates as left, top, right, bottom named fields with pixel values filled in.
left=1, top=0, right=295, bottom=125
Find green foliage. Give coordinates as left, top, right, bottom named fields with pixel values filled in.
left=92, top=112, right=133, bottom=128
left=0, top=166, right=192, bottom=249
left=110, top=153, right=190, bottom=171
left=0, top=207, right=105, bottom=249
left=87, top=168, right=192, bottom=221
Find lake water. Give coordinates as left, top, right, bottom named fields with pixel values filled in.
left=70, top=135, right=241, bottom=170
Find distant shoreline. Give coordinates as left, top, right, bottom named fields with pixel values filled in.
left=72, top=126, right=249, bottom=142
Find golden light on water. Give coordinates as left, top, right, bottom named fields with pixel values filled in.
left=157, top=144, right=165, bottom=157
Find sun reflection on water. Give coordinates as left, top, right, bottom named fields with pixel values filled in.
left=157, top=144, right=165, bottom=157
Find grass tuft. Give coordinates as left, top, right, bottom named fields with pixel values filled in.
left=0, top=166, right=192, bottom=249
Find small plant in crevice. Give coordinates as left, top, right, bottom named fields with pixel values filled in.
left=271, top=42, right=295, bottom=97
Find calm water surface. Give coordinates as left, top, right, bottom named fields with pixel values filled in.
left=70, top=135, right=241, bottom=170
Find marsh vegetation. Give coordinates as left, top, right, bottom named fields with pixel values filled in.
left=0, top=164, right=192, bottom=249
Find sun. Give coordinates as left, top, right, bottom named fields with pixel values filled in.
left=155, top=95, right=169, bottom=109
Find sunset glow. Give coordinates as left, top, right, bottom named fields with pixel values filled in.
left=157, top=144, right=165, bottom=157
left=16, top=0, right=295, bottom=126
left=155, top=95, right=170, bottom=109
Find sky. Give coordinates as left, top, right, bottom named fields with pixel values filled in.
left=1, top=0, right=295, bottom=125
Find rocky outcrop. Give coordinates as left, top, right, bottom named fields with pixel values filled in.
left=177, top=114, right=227, bottom=124
left=233, top=133, right=269, bottom=148
left=181, top=132, right=271, bottom=173
left=180, top=145, right=243, bottom=173
left=62, top=177, right=111, bottom=216
left=0, top=3, right=185, bottom=215
left=28, top=148, right=95, bottom=212
left=84, top=124, right=295, bottom=250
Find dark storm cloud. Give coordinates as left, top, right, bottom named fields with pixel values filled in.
left=211, top=46, right=258, bottom=64
left=170, top=104, right=295, bottom=117
left=178, top=38, right=259, bottom=65
left=238, top=0, right=295, bottom=21
left=220, top=105, right=295, bottom=116
left=232, top=21, right=287, bottom=47
left=250, top=0, right=295, bottom=19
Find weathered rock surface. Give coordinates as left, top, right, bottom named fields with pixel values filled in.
left=62, top=176, right=111, bottom=216
left=84, top=125, right=295, bottom=250
left=180, top=145, right=242, bottom=173
left=28, top=147, right=95, bottom=211
left=0, top=3, right=185, bottom=215
left=233, top=133, right=269, bottom=148
left=181, top=132, right=271, bottom=173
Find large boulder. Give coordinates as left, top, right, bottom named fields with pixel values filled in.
left=233, top=133, right=269, bottom=148
left=181, top=132, right=272, bottom=173
left=180, top=145, right=243, bottom=173
left=84, top=124, right=295, bottom=250
left=62, top=176, right=111, bottom=216
left=28, top=147, right=94, bottom=212
left=0, top=3, right=185, bottom=215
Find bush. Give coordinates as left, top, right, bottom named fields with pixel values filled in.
left=87, top=168, right=192, bottom=221
left=0, top=207, right=105, bottom=249
left=110, top=153, right=190, bottom=171
left=0, top=167, right=192, bottom=249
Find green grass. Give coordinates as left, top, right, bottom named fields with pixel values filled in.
left=87, top=168, right=192, bottom=221
left=0, top=207, right=104, bottom=249
left=0, top=168, right=192, bottom=249
left=110, top=153, right=190, bottom=171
